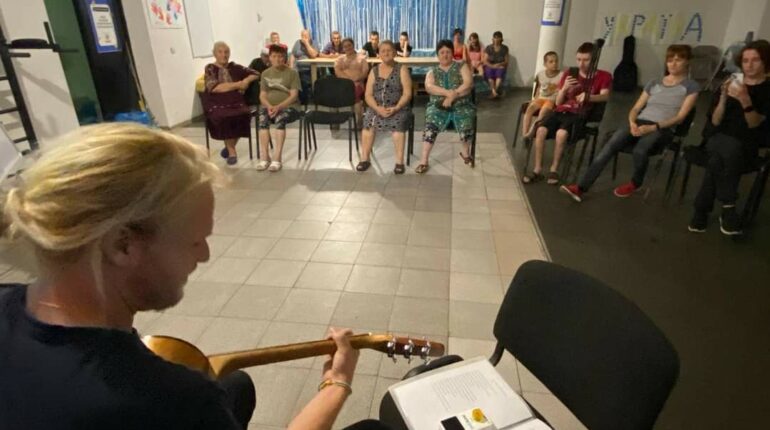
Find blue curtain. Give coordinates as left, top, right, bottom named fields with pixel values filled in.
left=296, top=0, right=467, bottom=55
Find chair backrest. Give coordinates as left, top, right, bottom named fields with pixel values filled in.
left=493, top=260, right=679, bottom=430
left=313, top=75, right=356, bottom=108
left=674, top=107, right=697, bottom=138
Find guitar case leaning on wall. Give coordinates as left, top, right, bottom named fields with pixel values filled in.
left=613, top=35, right=638, bottom=92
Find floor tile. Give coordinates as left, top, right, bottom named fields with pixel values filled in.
left=258, top=204, right=307, bottom=220
left=451, top=248, right=500, bottom=274
left=344, top=192, right=382, bottom=208
left=365, top=224, right=410, bottom=245
left=397, top=269, right=449, bottom=299
left=449, top=272, right=504, bottom=304
left=224, top=237, right=278, bottom=259
left=245, top=259, right=306, bottom=287
left=330, top=292, right=395, bottom=330
left=414, top=196, right=452, bottom=213
left=452, top=212, right=493, bottom=231
left=219, top=285, right=290, bottom=320
left=407, top=226, right=451, bottom=248
left=266, top=238, right=319, bottom=261
left=324, top=222, right=370, bottom=242
left=311, top=240, right=362, bottom=264
left=282, top=221, right=330, bottom=240
left=246, top=365, right=312, bottom=427
left=451, top=229, right=496, bottom=251
left=207, top=235, right=238, bottom=258
left=389, top=296, right=449, bottom=337
left=449, top=300, right=498, bottom=340
left=345, top=265, right=402, bottom=295
left=213, top=213, right=258, bottom=236
left=274, top=289, right=341, bottom=324
left=196, top=317, right=270, bottom=355
left=309, top=190, right=349, bottom=206
left=356, top=243, right=405, bottom=267
left=490, top=213, right=537, bottom=233
left=166, top=281, right=240, bottom=317
left=198, top=257, right=261, bottom=284
left=257, top=321, right=330, bottom=368
left=295, top=262, right=353, bottom=290
left=372, top=208, right=413, bottom=226
left=410, top=211, right=451, bottom=229
left=403, top=246, right=451, bottom=271
left=243, top=219, right=293, bottom=238
left=296, top=205, right=340, bottom=222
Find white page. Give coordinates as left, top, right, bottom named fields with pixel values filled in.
left=512, top=418, right=552, bottom=430
left=389, top=356, right=534, bottom=430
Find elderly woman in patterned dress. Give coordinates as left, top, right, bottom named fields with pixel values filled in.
left=357, top=40, right=413, bottom=174
left=202, top=41, right=258, bottom=165
left=415, top=39, right=476, bottom=174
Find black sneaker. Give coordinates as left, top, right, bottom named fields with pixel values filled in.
left=719, top=206, right=743, bottom=236
left=688, top=211, right=708, bottom=233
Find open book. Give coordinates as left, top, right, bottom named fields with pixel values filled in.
left=387, top=356, right=551, bottom=430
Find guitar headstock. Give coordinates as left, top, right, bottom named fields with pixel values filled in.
left=360, top=334, right=445, bottom=363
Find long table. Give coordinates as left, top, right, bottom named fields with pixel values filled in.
left=297, top=56, right=440, bottom=84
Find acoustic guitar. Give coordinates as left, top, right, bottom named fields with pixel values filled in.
left=142, top=333, right=445, bottom=379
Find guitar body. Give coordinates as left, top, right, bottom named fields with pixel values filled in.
left=142, top=333, right=445, bottom=380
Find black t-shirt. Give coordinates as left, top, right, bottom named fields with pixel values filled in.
left=396, top=44, right=413, bottom=56
left=363, top=41, right=379, bottom=58
left=716, top=79, right=770, bottom=145
left=0, top=284, right=241, bottom=430
left=248, top=58, right=270, bottom=74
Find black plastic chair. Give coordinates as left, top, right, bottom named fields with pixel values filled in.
left=610, top=108, right=697, bottom=199
left=511, top=82, right=539, bottom=149
left=303, top=76, right=359, bottom=161
left=199, top=91, right=253, bottom=160
left=379, top=260, right=680, bottom=430
left=678, top=142, right=770, bottom=227
left=521, top=103, right=607, bottom=183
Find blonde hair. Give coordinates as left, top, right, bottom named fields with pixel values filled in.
left=2, top=123, right=221, bottom=264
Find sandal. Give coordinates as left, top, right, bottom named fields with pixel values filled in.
left=546, top=171, right=560, bottom=185
left=522, top=172, right=544, bottom=184
left=220, top=148, right=229, bottom=159
left=356, top=160, right=371, bottom=172
left=268, top=161, right=282, bottom=172
left=459, top=152, right=474, bottom=165
left=226, top=156, right=238, bottom=166
left=415, top=164, right=429, bottom=174
left=255, top=160, right=270, bottom=171
left=394, top=164, right=405, bottom=174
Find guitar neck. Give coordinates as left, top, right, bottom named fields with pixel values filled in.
left=208, top=334, right=380, bottom=378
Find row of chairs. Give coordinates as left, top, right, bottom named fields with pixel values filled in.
left=512, top=97, right=770, bottom=229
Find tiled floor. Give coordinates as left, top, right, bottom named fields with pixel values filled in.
left=0, top=125, right=586, bottom=430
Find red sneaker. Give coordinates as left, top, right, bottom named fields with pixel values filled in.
left=560, top=184, right=583, bottom=202
left=613, top=182, right=638, bottom=198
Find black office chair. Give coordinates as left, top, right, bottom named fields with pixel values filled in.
left=610, top=108, right=697, bottom=199
left=199, top=91, right=253, bottom=160
left=379, top=260, right=680, bottom=430
left=303, top=76, right=359, bottom=161
left=521, top=102, right=607, bottom=184
left=406, top=88, right=477, bottom=167
left=678, top=141, right=770, bottom=227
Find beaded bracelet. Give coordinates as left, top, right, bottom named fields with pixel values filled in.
left=317, top=379, right=353, bottom=395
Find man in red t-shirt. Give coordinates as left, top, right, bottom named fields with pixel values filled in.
left=523, top=42, right=612, bottom=185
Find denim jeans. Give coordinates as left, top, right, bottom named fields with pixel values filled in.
left=577, top=125, right=668, bottom=190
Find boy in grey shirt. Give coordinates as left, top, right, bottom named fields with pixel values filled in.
left=561, top=45, right=699, bottom=202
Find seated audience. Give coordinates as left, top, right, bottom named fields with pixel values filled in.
left=290, top=29, right=319, bottom=104
left=248, top=47, right=271, bottom=76
left=522, top=51, right=564, bottom=138
left=258, top=44, right=301, bottom=172
left=335, top=38, right=369, bottom=126
left=415, top=39, right=475, bottom=174
left=522, top=42, right=612, bottom=185
left=320, top=30, right=344, bottom=57
left=267, top=31, right=288, bottom=50
left=561, top=45, right=698, bottom=202
left=362, top=31, right=380, bottom=58
left=467, top=32, right=484, bottom=75
left=358, top=40, right=413, bottom=174
left=688, top=40, right=770, bottom=235
left=203, top=41, right=258, bottom=165
left=483, top=31, right=509, bottom=99
left=0, top=123, right=388, bottom=430
left=397, top=31, right=413, bottom=57
left=452, top=28, right=467, bottom=62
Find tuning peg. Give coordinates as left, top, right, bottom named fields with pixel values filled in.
left=387, top=336, right=397, bottom=363
left=403, top=339, right=415, bottom=364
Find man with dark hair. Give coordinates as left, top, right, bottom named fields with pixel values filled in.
left=320, top=30, right=344, bottom=57
left=523, top=41, right=612, bottom=185
left=362, top=31, right=380, bottom=58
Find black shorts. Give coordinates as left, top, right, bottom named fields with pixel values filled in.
left=540, top=112, right=581, bottom=139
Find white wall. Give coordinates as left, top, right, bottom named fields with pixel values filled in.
left=722, top=0, right=769, bottom=46
left=0, top=0, right=78, bottom=145
left=466, top=0, right=543, bottom=87
left=123, top=0, right=303, bottom=128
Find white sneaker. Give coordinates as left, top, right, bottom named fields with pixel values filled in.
left=268, top=161, right=282, bottom=172
left=255, top=160, right=270, bottom=171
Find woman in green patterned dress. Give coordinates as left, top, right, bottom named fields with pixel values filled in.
left=415, top=39, right=476, bottom=174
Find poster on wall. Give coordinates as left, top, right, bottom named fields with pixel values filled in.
left=542, top=0, right=565, bottom=26
left=85, top=0, right=121, bottom=53
left=146, top=0, right=186, bottom=29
